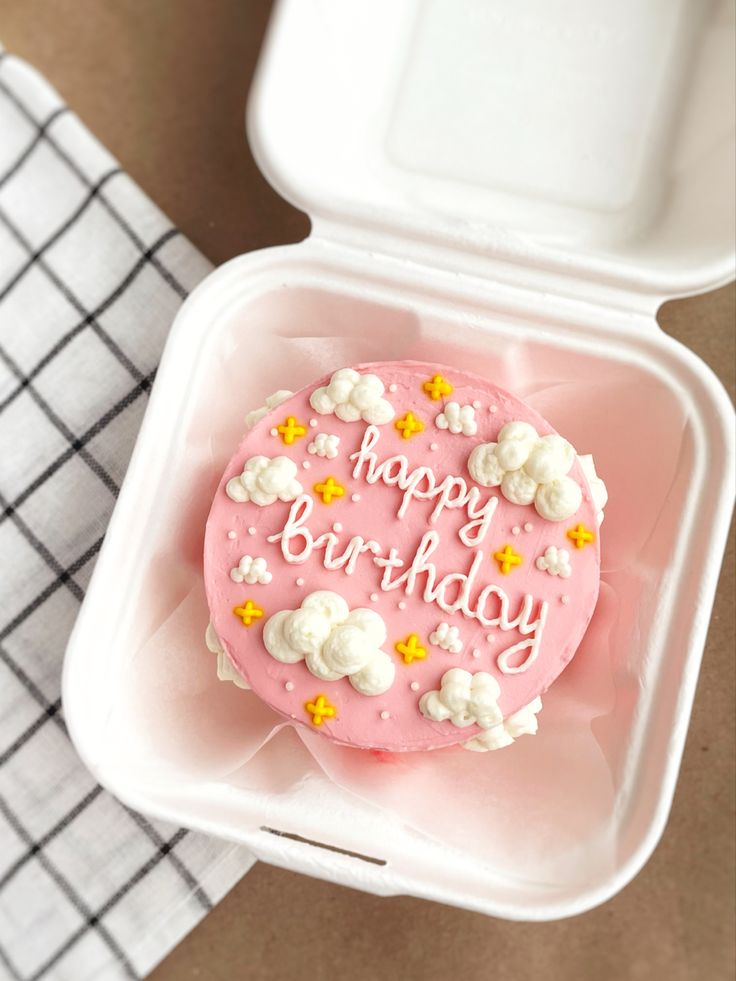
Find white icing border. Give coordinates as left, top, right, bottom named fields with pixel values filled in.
left=206, top=622, right=250, bottom=690
left=462, top=696, right=543, bottom=751
left=244, top=390, right=293, bottom=429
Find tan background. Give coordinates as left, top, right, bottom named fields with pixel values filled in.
left=2, top=2, right=734, bottom=979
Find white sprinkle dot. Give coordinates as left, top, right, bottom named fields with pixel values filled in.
left=490, top=405, right=498, bottom=413
left=561, top=595, right=570, bottom=605
left=380, top=710, right=390, bottom=720
left=351, top=493, right=361, bottom=502
left=302, top=460, right=311, bottom=469
left=332, top=522, right=343, bottom=533
left=430, top=442, right=439, bottom=451
left=227, top=530, right=236, bottom=540
left=398, top=601, right=407, bottom=611
left=486, top=633, right=494, bottom=643
left=389, top=383, right=398, bottom=393
left=285, top=681, right=295, bottom=692
left=270, top=427, right=278, bottom=437
left=410, top=681, right=420, bottom=692
left=512, top=526, right=521, bottom=535
left=309, top=418, right=318, bottom=427
left=248, top=526, right=256, bottom=535
left=296, top=577, right=305, bottom=587
left=472, top=648, right=481, bottom=659
left=370, top=593, right=379, bottom=603
left=524, top=522, right=533, bottom=532
left=472, top=399, right=481, bottom=409
left=290, top=713, right=297, bottom=719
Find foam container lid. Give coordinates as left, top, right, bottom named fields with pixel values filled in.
left=249, top=0, right=735, bottom=301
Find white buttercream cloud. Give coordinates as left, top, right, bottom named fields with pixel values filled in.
left=229, top=555, right=272, bottom=585
left=309, top=368, right=394, bottom=425
left=468, top=422, right=582, bottom=521
left=307, top=432, right=340, bottom=459
left=435, top=401, right=477, bottom=436
left=263, top=590, right=395, bottom=696
left=206, top=622, right=250, bottom=690
left=462, top=696, right=542, bottom=751
left=226, top=455, right=302, bottom=507
left=535, top=546, right=572, bottom=579
left=244, top=390, right=293, bottom=429
left=429, top=621, right=463, bottom=654
left=419, top=668, right=502, bottom=729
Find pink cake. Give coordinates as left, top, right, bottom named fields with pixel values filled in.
left=204, top=361, right=607, bottom=753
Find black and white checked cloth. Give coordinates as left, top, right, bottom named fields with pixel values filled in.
left=0, top=53, right=254, bottom=980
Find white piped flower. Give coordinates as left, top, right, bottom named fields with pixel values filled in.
left=462, top=697, right=542, bottom=751
left=435, top=401, right=478, bottom=436
left=262, top=590, right=395, bottom=696
left=229, top=555, right=272, bottom=585
left=535, top=546, right=572, bottom=579
left=244, top=390, right=293, bottom=429
left=429, top=621, right=463, bottom=654
left=205, top=622, right=250, bottom=690
left=310, top=368, right=394, bottom=425
left=307, top=432, right=340, bottom=459
left=468, top=422, right=582, bottom=521
left=419, top=669, right=502, bottom=729
left=226, top=455, right=302, bottom=507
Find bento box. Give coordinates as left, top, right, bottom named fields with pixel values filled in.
left=63, top=0, right=735, bottom=920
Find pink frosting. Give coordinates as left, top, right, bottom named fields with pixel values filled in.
left=204, top=361, right=600, bottom=751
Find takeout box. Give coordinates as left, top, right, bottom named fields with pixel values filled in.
left=63, top=0, right=735, bottom=920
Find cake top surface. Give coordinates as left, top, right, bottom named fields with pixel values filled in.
left=204, top=361, right=601, bottom=752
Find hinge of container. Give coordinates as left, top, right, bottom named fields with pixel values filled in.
left=310, top=218, right=664, bottom=332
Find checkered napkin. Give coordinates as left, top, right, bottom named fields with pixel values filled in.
left=0, top=53, right=254, bottom=981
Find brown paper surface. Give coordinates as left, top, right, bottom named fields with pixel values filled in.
left=2, top=2, right=732, bottom=978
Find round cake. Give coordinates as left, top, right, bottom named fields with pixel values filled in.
left=204, top=361, right=607, bottom=753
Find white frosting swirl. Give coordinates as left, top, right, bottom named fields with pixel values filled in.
left=429, top=621, right=463, bottom=653
left=229, top=555, right=272, bottom=584
left=310, top=368, right=394, bottom=425
left=467, top=422, right=582, bottom=521
left=435, top=401, right=478, bottom=436
left=262, top=590, right=394, bottom=696
left=419, top=668, right=503, bottom=730
left=226, top=455, right=303, bottom=507
left=307, top=432, right=340, bottom=458
left=535, top=546, right=572, bottom=578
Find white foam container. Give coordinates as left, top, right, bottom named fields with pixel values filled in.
left=63, top=0, right=735, bottom=919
